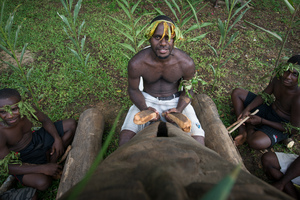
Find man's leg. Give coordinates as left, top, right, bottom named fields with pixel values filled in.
left=261, top=152, right=299, bottom=198
left=61, top=118, right=77, bottom=148
left=119, top=130, right=136, bottom=146
left=231, top=88, right=249, bottom=145
left=22, top=174, right=52, bottom=191
left=247, top=130, right=271, bottom=150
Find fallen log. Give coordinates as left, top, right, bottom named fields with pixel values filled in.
left=191, top=94, right=246, bottom=170
left=0, top=175, right=15, bottom=195
left=56, top=108, right=104, bottom=199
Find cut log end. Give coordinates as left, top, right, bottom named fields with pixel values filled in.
left=134, top=110, right=157, bottom=125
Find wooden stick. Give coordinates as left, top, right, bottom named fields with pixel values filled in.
left=134, top=110, right=157, bottom=125
left=228, top=109, right=259, bottom=134
left=57, top=145, right=72, bottom=165
left=226, top=118, right=243, bottom=130
left=163, top=112, right=191, bottom=132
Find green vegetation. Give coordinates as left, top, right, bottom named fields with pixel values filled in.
left=0, top=0, right=299, bottom=199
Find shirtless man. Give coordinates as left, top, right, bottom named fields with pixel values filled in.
left=231, top=55, right=300, bottom=150
left=0, top=88, right=76, bottom=191
left=119, top=15, right=205, bottom=146
left=261, top=151, right=300, bottom=199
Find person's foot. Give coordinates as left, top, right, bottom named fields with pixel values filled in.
left=234, top=132, right=247, bottom=146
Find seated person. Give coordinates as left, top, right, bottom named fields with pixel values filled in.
left=119, top=15, right=205, bottom=146
left=261, top=151, right=300, bottom=199
left=0, top=88, right=76, bottom=191
left=231, top=55, right=300, bottom=150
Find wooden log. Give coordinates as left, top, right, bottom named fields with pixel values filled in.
left=191, top=94, right=247, bottom=171
left=0, top=175, right=15, bottom=195
left=163, top=112, right=191, bottom=132
left=56, top=108, right=104, bottom=199
left=134, top=110, right=157, bottom=125
left=60, top=122, right=292, bottom=200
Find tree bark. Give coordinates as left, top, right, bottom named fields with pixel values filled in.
left=191, top=94, right=247, bottom=171
left=56, top=108, right=104, bottom=199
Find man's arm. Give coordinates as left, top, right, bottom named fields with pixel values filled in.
left=34, top=109, right=64, bottom=159
left=0, top=134, right=61, bottom=177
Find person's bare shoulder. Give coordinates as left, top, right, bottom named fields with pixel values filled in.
left=173, top=48, right=194, bottom=68
left=128, top=48, right=151, bottom=70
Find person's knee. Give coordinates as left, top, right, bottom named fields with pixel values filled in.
left=261, top=152, right=276, bottom=169
left=119, top=130, right=136, bottom=146
left=65, top=118, right=77, bottom=133
left=24, top=175, right=52, bottom=191
left=231, top=88, right=244, bottom=99
left=247, top=137, right=270, bottom=150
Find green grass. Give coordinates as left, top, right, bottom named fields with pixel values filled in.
left=0, top=0, right=299, bottom=199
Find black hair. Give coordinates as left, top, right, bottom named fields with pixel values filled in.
left=288, top=55, right=300, bottom=65
left=0, top=88, right=21, bottom=101
left=150, top=15, right=175, bottom=24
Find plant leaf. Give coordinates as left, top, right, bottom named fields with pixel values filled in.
left=78, top=20, right=85, bottom=40
left=224, top=32, right=239, bottom=49
left=0, top=59, right=20, bottom=72
left=60, top=0, right=68, bottom=13
left=81, top=35, right=86, bottom=53
left=119, top=43, right=136, bottom=53
left=164, top=0, right=179, bottom=22
left=244, top=20, right=283, bottom=42
left=201, top=165, right=241, bottom=200
left=14, top=25, right=21, bottom=50
left=171, top=0, right=181, bottom=14
left=112, top=27, right=134, bottom=43
left=152, top=7, right=165, bottom=15
left=0, top=1, right=5, bottom=26
left=85, top=53, right=90, bottom=67
left=225, top=0, right=230, bottom=12
left=57, top=13, right=74, bottom=34
left=209, top=64, right=216, bottom=76
left=227, top=8, right=250, bottom=33
left=20, top=43, right=28, bottom=63
left=231, top=0, right=251, bottom=19
left=137, top=39, right=147, bottom=48
left=117, top=0, right=131, bottom=19
left=187, top=33, right=208, bottom=42
left=0, top=44, right=13, bottom=57
left=220, top=54, right=235, bottom=67
left=73, top=0, right=82, bottom=25
left=207, top=43, right=218, bottom=57
left=108, top=16, right=132, bottom=30
left=131, top=0, right=141, bottom=14
left=26, top=66, right=34, bottom=81
left=68, top=47, right=81, bottom=62
left=283, top=0, right=295, bottom=14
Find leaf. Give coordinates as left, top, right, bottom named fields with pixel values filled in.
left=220, top=54, right=235, bottom=67
left=283, top=0, right=295, bottom=14
left=230, top=0, right=251, bottom=20
left=108, top=16, right=132, bottom=30
left=182, top=15, right=194, bottom=27
left=207, top=43, right=218, bottom=57
left=85, top=53, right=90, bottom=67
left=209, top=64, right=216, bottom=76
left=227, top=8, right=250, bottom=33
left=73, top=69, right=84, bottom=74
left=134, top=15, right=143, bottom=28
left=0, top=44, right=13, bottom=57
left=152, top=7, right=164, bottom=15
left=0, top=1, right=5, bottom=26
left=183, top=24, right=199, bottom=34
left=119, top=0, right=129, bottom=8
left=26, top=66, right=34, bottom=80
left=244, top=20, right=283, bottom=42
left=135, top=23, right=148, bottom=37
left=201, top=165, right=241, bottom=200
left=20, top=43, right=28, bottom=63
left=73, top=0, right=82, bottom=25
left=78, top=20, right=85, bottom=40
left=187, top=0, right=200, bottom=25
left=60, top=0, right=68, bottom=13
left=14, top=25, right=21, bottom=50
left=225, top=0, right=229, bottom=12
left=131, top=0, right=141, bottom=14
left=172, top=0, right=181, bottom=14
left=68, top=47, right=81, bottom=62
left=119, top=43, right=136, bottom=53
left=117, top=0, right=131, bottom=19
left=0, top=59, right=20, bottom=72
left=121, top=52, right=131, bottom=60
left=5, top=14, right=14, bottom=37
left=164, top=0, right=179, bottom=22
left=57, top=13, right=74, bottom=34
left=63, top=26, right=78, bottom=48
left=224, top=31, right=239, bottom=49
left=113, top=27, right=134, bottom=43
left=137, top=39, right=146, bottom=48
left=187, top=33, right=208, bottom=42
left=81, top=35, right=86, bottom=53
left=69, top=0, right=73, bottom=11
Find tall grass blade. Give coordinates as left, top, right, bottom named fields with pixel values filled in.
left=137, top=39, right=146, bottom=48
left=224, top=31, right=238, bottom=49
left=164, top=0, right=179, bottom=22
left=69, top=0, right=73, bottom=11
left=171, top=0, right=181, bottom=14
left=227, top=8, right=249, bottom=33
left=57, top=13, right=74, bottom=34
left=220, top=54, right=235, bottom=67
left=0, top=1, right=5, bottom=26
left=60, top=0, right=68, bottom=13
left=187, top=33, right=209, bottom=42
left=244, top=20, right=283, bottom=41
left=84, top=53, right=90, bottom=67
left=283, top=0, right=295, bottom=14
left=117, top=0, right=131, bottom=19
left=73, top=0, right=82, bottom=25
left=122, top=52, right=130, bottom=60
left=26, top=66, right=34, bottom=81
left=182, top=15, right=194, bottom=27
left=80, top=35, right=86, bottom=53
left=230, top=0, right=251, bottom=20
left=78, top=20, right=85, bottom=40
left=225, top=0, right=230, bottom=12
left=1, top=59, right=20, bottom=72
left=68, top=47, right=81, bottom=62
left=66, top=108, right=124, bottom=200
left=153, top=7, right=165, bottom=15
left=209, top=64, right=216, bottom=76
left=20, top=43, right=28, bottom=63
left=63, top=26, right=78, bottom=48
left=207, top=43, right=218, bottom=57
left=119, top=0, right=129, bottom=8
left=119, top=43, right=136, bottom=53
left=113, top=27, right=134, bottom=43
left=135, top=23, right=148, bottom=37
left=109, top=16, right=132, bottom=30
left=187, top=0, right=200, bottom=25
left=14, top=25, right=21, bottom=50
left=131, top=0, right=141, bottom=14
left=5, top=15, right=14, bottom=37
left=201, top=165, right=241, bottom=200
left=0, top=44, right=12, bottom=57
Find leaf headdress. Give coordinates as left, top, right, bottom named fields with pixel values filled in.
left=274, top=62, right=300, bottom=84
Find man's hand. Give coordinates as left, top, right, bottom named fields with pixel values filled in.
left=247, top=115, right=262, bottom=126
left=42, top=163, right=62, bottom=177
left=238, top=110, right=251, bottom=121
left=51, top=138, right=64, bottom=159
left=163, top=108, right=180, bottom=123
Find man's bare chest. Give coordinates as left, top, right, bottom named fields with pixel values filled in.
left=142, top=66, right=182, bottom=84
left=5, top=120, right=32, bottom=147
